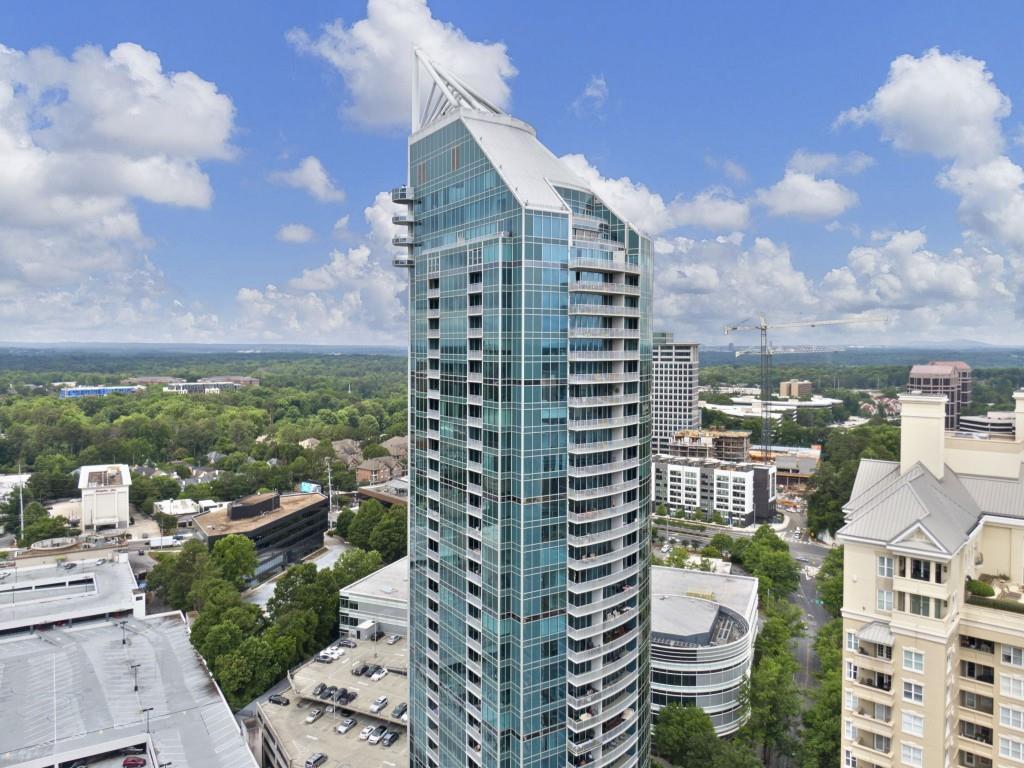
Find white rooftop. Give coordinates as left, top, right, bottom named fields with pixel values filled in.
left=650, top=566, right=759, bottom=640
left=0, top=613, right=257, bottom=768
left=77, top=464, right=131, bottom=490
left=341, top=555, right=409, bottom=602
left=0, top=559, right=139, bottom=634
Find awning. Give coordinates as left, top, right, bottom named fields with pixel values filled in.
left=857, top=621, right=894, bottom=646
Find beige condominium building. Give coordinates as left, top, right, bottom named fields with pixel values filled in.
left=838, top=390, right=1024, bottom=768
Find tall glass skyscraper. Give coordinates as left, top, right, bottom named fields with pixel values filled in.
left=394, top=53, right=652, bottom=768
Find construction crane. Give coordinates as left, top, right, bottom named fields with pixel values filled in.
left=723, top=314, right=884, bottom=461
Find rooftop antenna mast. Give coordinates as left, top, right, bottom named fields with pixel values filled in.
left=324, top=458, right=334, bottom=516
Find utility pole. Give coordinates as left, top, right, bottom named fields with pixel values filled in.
left=17, top=462, right=24, bottom=538
left=325, top=458, right=334, bottom=515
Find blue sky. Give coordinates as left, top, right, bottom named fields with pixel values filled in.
left=2, top=0, right=1023, bottom=345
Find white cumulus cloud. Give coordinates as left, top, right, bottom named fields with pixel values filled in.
left=838, top=48, right=1009, bottom=163
left=270, top=156, right=345, bottom=202
left=572, top=74, right=608, bottom=116
left=276, top=224, right=315, bottom=243
left=756, top=170, right=859, bottom=219
left=287, top=0, right=517, bottom=129
left=235, top=192, right=407, bottom=343
left=840, top=47, right=1024, bottom=252
left=0, top=40, right=234, bottom=342
left=560, top=153, right=750, bottom=234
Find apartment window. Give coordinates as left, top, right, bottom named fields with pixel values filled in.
left=903, top=681, right=924, bottom=703
left=844, top=690, right=858, bottom=711
left=1000, top=736, right=1024, bottom=762
left=1003, top=706, right=1024, bottom=731
left=877, top=590, right=893, bottom=612
left=843, top=750, right=857, bottom=768
left=910, top=559, right=931, bottom=581
left=1004, top=645, right=1024, bottom=668
left=844, top=720, right=857, bottom=740
left=872, top=733, right=890, bottom=754
left=909, top=593, right=931, bottom=617
left=877, top=555, right=894, bottom=578
left=901, top=744, right=924, bottom=766
left=873, top=702, right=891, bottom=722
left=1002, top=674, right=1024, bottom=700
left=903, top=649, right=925, bottom=672
left=846, top=661, right=859, bottom=681
left=902, top=711, right=925, bottom=736
left=846, top=631, right=858, bottom=651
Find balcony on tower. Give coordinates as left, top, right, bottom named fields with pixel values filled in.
left=392, top=233, right=416, bottom=248
left=391, top=185, right=415, bottom=204
left=392, top=212, right=416, bottom=225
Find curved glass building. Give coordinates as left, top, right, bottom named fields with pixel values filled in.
left=649, top=566, right=759, bottom=735
left=395, top=52, right=653, bottom=768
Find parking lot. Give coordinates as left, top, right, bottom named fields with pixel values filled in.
left=259, top=637, right=409, bottom=768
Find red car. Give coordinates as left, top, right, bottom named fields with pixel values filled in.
left=123, top=758, right=146, bottom=767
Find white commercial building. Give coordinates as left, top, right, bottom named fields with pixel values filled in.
left=339, top=555, right=409, bottom=637
left=654, top=455, right=777, bottom=527
left=650, top=566, right=759, bottom=736
left=78, top=464, right=131, bottom=531
left=653, top=336, right=700, bottom=453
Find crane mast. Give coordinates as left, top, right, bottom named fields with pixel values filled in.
left=723, top=314, right=883, bottom=462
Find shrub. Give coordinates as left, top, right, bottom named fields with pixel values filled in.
left=967, top=579, right=995, bottom=597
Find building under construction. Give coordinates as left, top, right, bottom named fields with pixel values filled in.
left=664, top=427, right=751, bottom=462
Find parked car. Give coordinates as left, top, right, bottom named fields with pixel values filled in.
left=370, top=630, right=385, bottom=641
left=358, top=725, right=375, bottom=741
left=334, top=687, right=348, bottom=703
left=351, top=663, right=368, bottom=676
left=385, top=634, right=401, bottom=645
left=370, top=696, right=388, bottom=713
left=305, top=708, right=323, bottom=724
left=337, top=638, right=357, bottom=648
left=391, top=702, right=407, bottom=719
left=319, top=685, right=338, bottom=700
left=371, top=667, right=389, bottom=682
left=62, top=561, right=77, bottom=570
left=268, top=694, right=290, bottom=706
left=337, top=717, right=357, bottom=734
left=304, top=753, right=327, bottom=768
left=381, top=731, right=400, bottom=747
left=363, top=665, right=381, bottom=678
left=342, top=690, right=358, bottom=704
left=122, top=759, right=146, bottom=768
left=312, top=682, right=326, bottom=697
left=367, top=726, right=388, bottom=745
left=315, top=653, right=333, bottom=664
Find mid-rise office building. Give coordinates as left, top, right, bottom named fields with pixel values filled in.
left=907, top=360, right=972, bottom=429
left=59, top=385, right=144, bottom=398
left=192, top=491, right=328, bottom=579
left=779, top=379, right=812, bottom=398
left=654, top=455, right=776, bottom=526
left=838, top=391, right=1024, bottom=768
left=78, top=463, right=132, bottom=531
left=653, top=335, right=699, bottom=453
left=395, top=53, right=652, bottom=768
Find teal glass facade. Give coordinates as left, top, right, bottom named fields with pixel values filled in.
left=398, top=109, right=651, bottom=768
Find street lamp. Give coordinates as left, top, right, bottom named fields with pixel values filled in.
left=130, top=663, right=141, bottom=692
left=142, top=706, right=153, bottom=733
left=118, top=620, right=128, bottom=646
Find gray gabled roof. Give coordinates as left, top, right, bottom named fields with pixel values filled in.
left=958, top=468, right=1024, bottom=517
left=838, top=461, right=981, bottom=555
